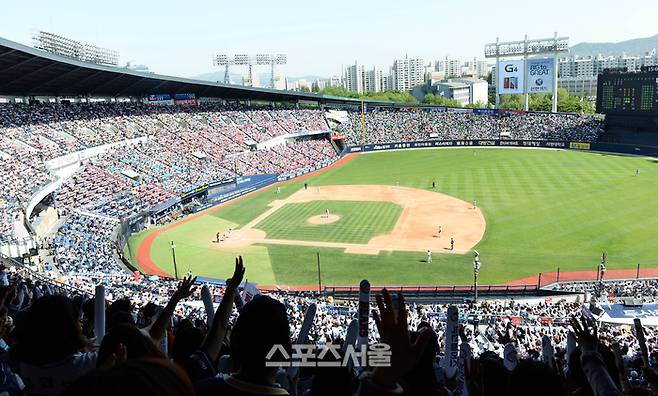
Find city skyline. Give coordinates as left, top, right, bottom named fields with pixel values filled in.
left=1, top=0, right=658, bottom=79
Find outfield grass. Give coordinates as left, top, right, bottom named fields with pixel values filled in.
left=255, top=200, right=402, bottom=243
left=129, top=148, right=658, bottom=286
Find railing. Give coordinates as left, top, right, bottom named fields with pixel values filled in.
left=326, top=284, right=536, bottom=294
left=323, top=283, right=577, bottom=302
left=537, top=264, right=658, bottom=289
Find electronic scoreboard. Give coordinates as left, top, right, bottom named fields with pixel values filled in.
left=596, top=68, right=658, bottom=116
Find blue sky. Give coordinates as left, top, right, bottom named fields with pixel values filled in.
left=2, top=0, right=657, bottom=78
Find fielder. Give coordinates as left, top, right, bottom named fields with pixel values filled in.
left=426, top=249, right=432, bottom=263
left=473, top=199, right=477, bottom=209
left=437, top=225, right=442, bottom=238
left=325, top=208, right=330, bottom=218
left=276, top=186, right=281, bottom=194
left=636, top=169, right=640, bottom=176
left=450, top=237, right=455, bottom=251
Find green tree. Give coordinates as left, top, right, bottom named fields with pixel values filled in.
left=498, top=94, right=524, bottom=110
left=422, top=93, right=462, bottom=107
left=318, top=87, right=417, bottom=103
left=465, top=101, right=489, bottom=109
left=498, top=90, right=594, bottom=114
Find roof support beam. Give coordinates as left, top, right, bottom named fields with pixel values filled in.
left=115, top=77, right=150, bottom=96
left=2, top=62, right=64, bottom=87
left=0, top=56, right=41, bottom=75
left=83, top=73, right=130, bottom=95
left=0, top=49, right=18, bottom=60
left=22, top=66, right=83, bottom=94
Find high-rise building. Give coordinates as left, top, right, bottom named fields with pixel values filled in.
left=364, top=68, right=383, bottom=92
left=391, top=57, right=424, bottom=91
left=643, top=49, right=658, bottom=66
left=343, top=62, right=365, bottom=93
left=273, top=74, right=287, bottom=90
left=475, top=59, right=489, bottom=78
left=558, top=51, right=656, bottom=78
left=380, top=74, right=392, bottom=91
left=445, top=57, right=462, bottom=77
left=312, top=79, right=329, bottom=91
left=329, top=75, right=342, bottom=87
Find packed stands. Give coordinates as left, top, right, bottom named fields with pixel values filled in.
left=0, top=103, right=335, bottom=245
left=336, top=109, right=603, bottom=145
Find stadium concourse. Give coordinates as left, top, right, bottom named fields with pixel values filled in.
left=1, top=101, right=656, bottom=395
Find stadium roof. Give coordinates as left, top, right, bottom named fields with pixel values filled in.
left=0, top=37, right=419, bottom=107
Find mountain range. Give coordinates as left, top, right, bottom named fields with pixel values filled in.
left=569, top=34, right=658, bottom=57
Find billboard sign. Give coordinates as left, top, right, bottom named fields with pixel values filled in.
left=498, top=60, right=524, bottom=94
left=527, top=58, right=553, bottom=93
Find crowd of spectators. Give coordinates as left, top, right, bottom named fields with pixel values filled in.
left=553, top=279, right=658, bottom=302
left=337, top=109, right=603, bottom=145
left=0, top=259, right=655, bottom=395
left=0, top=103, right=334, bottom=244
left=49, top=212, right=121, bottom=277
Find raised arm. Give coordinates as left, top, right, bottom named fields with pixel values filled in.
left=200, top=256, right=245, bottom=362
left=570, top=316, right=621, bottom=396
left=149, top=275, right=197, bottom=342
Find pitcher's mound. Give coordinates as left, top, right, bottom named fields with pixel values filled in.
left=307, top=214, right=340, bottom=225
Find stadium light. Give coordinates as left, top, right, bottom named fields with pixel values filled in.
left=214, top=54, right=234, bottom=84
left=32, top=30, right=119, bottom=66
left=473, top=254, right=481, bottom=302
left=213, top=53, right=287, bottom=87
left=170, top=241, right=179, bottom=279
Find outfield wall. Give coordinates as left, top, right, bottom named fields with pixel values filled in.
left=339, top=138, right=658, bottom=158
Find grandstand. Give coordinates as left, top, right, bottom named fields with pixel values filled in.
left=0, top=34, right=657, bottom=396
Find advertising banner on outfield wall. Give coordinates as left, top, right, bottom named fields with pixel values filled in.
left=498, top=60, right=525, bottom=94
left=527, top=58, right=553, bottom=93
left=343, top=139, right=569, bottom=154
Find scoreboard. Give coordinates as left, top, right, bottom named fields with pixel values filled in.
left=596, top=70, right=658, bottom=116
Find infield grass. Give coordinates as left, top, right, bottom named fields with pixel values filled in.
left=128, top=148, right=658, bottom=286
left=255, top=200, right=402, bottom=243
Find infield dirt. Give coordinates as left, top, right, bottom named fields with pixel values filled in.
left=209, top=185, right=486, bottom=255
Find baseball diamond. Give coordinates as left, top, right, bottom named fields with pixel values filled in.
left=129, top=147, right=658, bottom=286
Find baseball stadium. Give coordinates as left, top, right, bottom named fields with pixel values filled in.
left=2, top=19, right=658, bottom=396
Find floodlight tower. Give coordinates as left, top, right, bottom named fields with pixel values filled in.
left=256, top=54, right=287, bottom=89
left=213, top=54, right=234, bottom=84
left=214, top=53, right=287, bottom=87
left=32, top=30, right=119, bottom=66
left=233, top=54, right=251, bottom=86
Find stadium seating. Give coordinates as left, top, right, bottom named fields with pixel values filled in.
left=337, top=109, right=603, bottom=144
left=0, top=103, right=335, bottom=244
